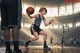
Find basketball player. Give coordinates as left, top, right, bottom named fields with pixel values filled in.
left=25, top=7, right=54, bottom=50
left=1, top=0, right=22, bottom=53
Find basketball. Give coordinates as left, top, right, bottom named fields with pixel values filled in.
left=26, top=7, right=34, bottom=15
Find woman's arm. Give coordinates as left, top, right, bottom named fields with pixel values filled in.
left=27, top=14, right=38, bottom=19
left=44, top=18, right=54, bottom=26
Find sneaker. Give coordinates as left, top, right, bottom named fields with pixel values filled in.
left=43, top=45, right=51, bottom=50
left=13, top=49, right=22, bottom=53
left=5, top=49, right=12, bottom=53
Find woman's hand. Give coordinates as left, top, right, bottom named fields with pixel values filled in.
left=50, top=19, right=54, bottom=24
left=27, top=12, right=31, bottom=15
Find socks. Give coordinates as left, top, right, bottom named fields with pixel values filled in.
left=13, top=41, right=19, bottom=51
left=27, top=40, right=31, bottom=44
left=44, top=41, right=47, bottom=46
left=5, top=41, right=10, bottom=51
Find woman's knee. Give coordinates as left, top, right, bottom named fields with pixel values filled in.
left=33, top=32, right=39, bottom=40
left=43, top=33, right=47, bottom=37
left=35, top=36, right=39, bottom=40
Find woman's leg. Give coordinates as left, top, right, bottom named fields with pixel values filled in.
left=39, top=31, right=50, bottom=49
left=25, top=32, right=39, bottom=48
left=3, top=28, right=11, bottom=51
left=39, top=31, right=47, bottom=41
left=12, top=27, right=20, bottom=51
left=30, top=32, right=39, bottom=41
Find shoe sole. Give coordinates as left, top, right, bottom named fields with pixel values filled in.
left=25, top=47, right=29, bottom=50
left=43, top=48, right=51, bottom=50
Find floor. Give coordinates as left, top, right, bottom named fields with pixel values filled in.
left=0, top=46, right=80, bottom=53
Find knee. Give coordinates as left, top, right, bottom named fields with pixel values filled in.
left=35, top=37, right=39, bottom=40
left=44, top=33, right=47, bottom=37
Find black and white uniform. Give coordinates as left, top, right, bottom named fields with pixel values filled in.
left=1, top=0, right=22, bottom=30
left=30, top=14, right=45, bottom=35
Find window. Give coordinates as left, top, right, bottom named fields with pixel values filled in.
left=74, top=3, right=80, bottom=13
left=46, top=8, right=52, bottom=16
left=51, top=8, right=58, bottom=17
left=59, top=6, right=65, bottom=16
left=76, top=22, right=80, bottom=27
left=67, top=23, right=73, bottom=28
left=66, top=5, right=72, bottom=14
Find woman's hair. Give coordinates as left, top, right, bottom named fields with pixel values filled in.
left=39, top=7, right=47, bottom=13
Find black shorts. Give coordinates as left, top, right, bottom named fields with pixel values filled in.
left=1, top=0, right=22, bottom=30
left=30, top=24, right=42, bottom=35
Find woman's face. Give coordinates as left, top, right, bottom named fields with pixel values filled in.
left=41, top=9, right=47, bottom=15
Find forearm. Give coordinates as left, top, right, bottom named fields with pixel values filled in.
left=45, top=21, right=51, bottom=26
left=27, top=14, right=33, bottom=19
left=44, top=18, right=54, bottom=26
